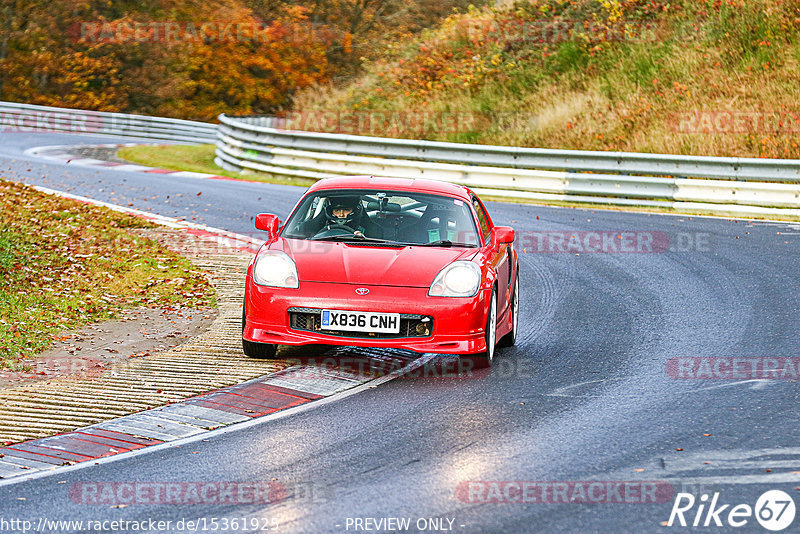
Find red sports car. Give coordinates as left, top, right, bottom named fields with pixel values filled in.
left=242, top=176, right=519, bottom=366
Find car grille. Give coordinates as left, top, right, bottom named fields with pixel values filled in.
left=288, top=307, right=433, bottom=339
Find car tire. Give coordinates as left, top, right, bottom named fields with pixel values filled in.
left=498, top=271, right=519, bottom=348
left=241, top=303, right=277, bottom=359
left=474, top=287, right=498, bottom=369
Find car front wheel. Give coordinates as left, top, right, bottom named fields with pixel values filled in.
left=474, top=287, right=497, bottom=368
left=498, top=271, right=519, bottom=348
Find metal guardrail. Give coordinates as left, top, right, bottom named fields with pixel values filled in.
left=4, top=102, right=797, bottom=217
left=215, top=114, right=800, bottom=217
left=0, top=101, right=216, bottom=143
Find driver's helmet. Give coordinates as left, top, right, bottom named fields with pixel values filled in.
left=325, top=195, right=363, bottom=227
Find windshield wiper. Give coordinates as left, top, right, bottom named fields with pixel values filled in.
left=312, top=234, right=392, bottom=244
left=418, top=240, right=477, bottom=248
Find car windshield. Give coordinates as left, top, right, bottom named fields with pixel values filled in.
left=281, top=189, right=480, bottom=246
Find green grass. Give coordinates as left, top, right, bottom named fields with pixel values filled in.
left=293, top=0, right=800, bottom=159
left=118, top=144, right=316, bottom=188
left=0, top=179, right=216, bottom=369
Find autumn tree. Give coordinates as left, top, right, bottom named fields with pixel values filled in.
left=0, top=0, right=329, bottom=120
left=156, top=5, right=328, bottom=119
left=0, top=0, right=125, bottom=110
left=245, top=0, right=487, bottom=80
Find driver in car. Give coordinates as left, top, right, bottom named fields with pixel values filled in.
left=302, top=195, right=383, bottom=239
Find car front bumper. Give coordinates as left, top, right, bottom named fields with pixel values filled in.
left=244, top=280, right=490, bottom=354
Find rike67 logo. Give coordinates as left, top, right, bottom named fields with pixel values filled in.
left=667, top=490, right=796, bottom=531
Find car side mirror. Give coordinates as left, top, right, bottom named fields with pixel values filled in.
left=255, top=213, right=279, bottom=239
left=491, top=226, right=515, bottom=246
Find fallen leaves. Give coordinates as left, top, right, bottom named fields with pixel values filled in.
left=0, top=180, right=216, bottom=367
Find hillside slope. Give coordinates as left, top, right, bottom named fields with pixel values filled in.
left=294, top=0, right=800, bottom=158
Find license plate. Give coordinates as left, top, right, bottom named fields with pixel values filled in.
left=321, top=310, right=400, bottom=333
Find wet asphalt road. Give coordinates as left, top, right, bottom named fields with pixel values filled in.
left=0, top=132, right=799, bottom=533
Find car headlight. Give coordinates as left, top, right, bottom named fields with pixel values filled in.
left=252, top=251, right=299, bottom=288
left=428, top=261, right=481, bottom=297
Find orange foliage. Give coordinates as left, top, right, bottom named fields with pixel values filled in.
left=0, top=0, right=328, bottom=120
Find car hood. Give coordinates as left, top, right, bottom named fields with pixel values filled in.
left=271, top=238, right=478, bottom=287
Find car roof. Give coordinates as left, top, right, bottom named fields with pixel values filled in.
left=306, top=176, right=474, bottom=201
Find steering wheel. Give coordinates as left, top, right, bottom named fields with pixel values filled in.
left=325, top=223, right=357, bottom=233
left=313, top=224, right=358, bottom=239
